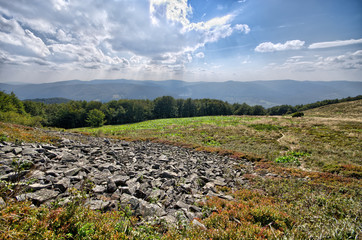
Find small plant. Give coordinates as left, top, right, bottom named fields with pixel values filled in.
left=275, top=155, right=301, bottom=165
left=275, top=151, right=309, bottom=166
left=0, top=134, right=7, bottom=142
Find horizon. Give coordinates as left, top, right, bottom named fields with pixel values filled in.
left=0, top=0, right=361, bottom=84
left=2, top=78, right=361, bottom=86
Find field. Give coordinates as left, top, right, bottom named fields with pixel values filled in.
left=74, top=101, right=362, bottom=177
left=1, top=100, right=361, bottom=239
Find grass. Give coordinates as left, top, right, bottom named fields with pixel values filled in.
left=73, top=112, right=361, bottom=176
left=0, top=100, right=361, bottom=239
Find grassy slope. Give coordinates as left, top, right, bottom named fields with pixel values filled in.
left=74, top=100, right=362, bottom=176
left=1, top=100, right=361, bottom=239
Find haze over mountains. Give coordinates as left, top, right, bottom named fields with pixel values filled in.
left=0, top=79, right=361, bottom=107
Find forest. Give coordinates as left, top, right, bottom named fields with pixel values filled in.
left=1, top=91, right=361, bottom=129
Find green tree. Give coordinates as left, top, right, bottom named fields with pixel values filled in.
left=233, top=103, right=252, bottom=115
left=86, top=109, right=106, bottom=127
left=153, top=96, right=177, bottom=119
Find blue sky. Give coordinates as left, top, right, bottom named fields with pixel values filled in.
left=0, top=0, right=361, bottom=83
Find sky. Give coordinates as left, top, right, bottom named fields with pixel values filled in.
left=0, top=0, right=361, bottom=83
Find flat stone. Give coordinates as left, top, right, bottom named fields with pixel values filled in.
left=110, top=175, right=130, bottom=186
left=192, top=219, right=207, bottom=230
left=29, top=183, right=52, bottom=191
left=26, top=189, right=59, bottom=205
left=61, top=153, right=77, bottom=162
left=93, top=185, right=106, bottom=194
left=160, top=171, right=178, bottom=179
left=13, top=147, right=22, bottom=155
left=22, top=148, right=37, bottom=155
left=54, top=178, right=70, bottom=193
left=64, top=168, right=81, bottom=176
left=86, top=199, right=111, bottom=211
left=138, top=200, right=166, bottom=218
left=158, top=155, right=169, bottom=162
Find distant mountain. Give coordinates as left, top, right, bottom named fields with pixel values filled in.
left=24, top=98, right=72, bottom=104
left=1, top=79, right=361, bottom=107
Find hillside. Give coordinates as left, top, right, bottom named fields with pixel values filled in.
left=0, top=99, right=361, bottom=238
left=1, top=79, right=361, bottom=107
left=304, top=99, right=362, bottom=119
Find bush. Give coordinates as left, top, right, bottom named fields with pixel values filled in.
left=291, top=112, right=304, bottom=118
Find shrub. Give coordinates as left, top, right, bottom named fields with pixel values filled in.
left=291, top=112, right=304, bottom=117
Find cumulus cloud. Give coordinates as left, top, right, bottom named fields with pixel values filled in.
left=0, top=15, right=50, bottom=57
left=255, top=40, right=305, bottom=52
left=269, top=50, right=362, bottom=72
left=234, top=24, right=250, bottom=34
left=308, top=38, right=362, bottom=49
left=0, top=0, right=248, bottom=79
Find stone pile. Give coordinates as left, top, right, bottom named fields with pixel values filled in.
left=0, top=132, right=253, bottom=224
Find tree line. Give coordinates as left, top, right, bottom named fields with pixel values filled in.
left=1, top=91, right=361, bottom=129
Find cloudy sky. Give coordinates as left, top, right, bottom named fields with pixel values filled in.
left=0, top=0, right=361, bottom=83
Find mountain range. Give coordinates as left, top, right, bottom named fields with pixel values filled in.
left=0, top=79, right=361, bottom=107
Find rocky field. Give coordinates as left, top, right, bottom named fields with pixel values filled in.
left=0, top=131, right=257, bottom=226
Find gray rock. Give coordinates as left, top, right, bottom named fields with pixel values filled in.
left=29, top=183, right=52, bottom=191
left=64, top=168, right=81, bottom=177
left=61, top=153, right=76, bottom=162
left=86, top=199, right=111, bottom=211
left=160, top=171, right=178, bottom=179
left=93, top=185, right=106, bottom=194
left=110, top=175, right=130, bottom=186
left=13, top=147, right=22, bottom=155
left=26, top=189, right=59, bottom=205
left=107, top=178, right=117, bottom=193
left=54, top=178, right=70, bottom=193
left=192, top=219, right=207, bottom=230
left=138, top=200, right=166, bottom=218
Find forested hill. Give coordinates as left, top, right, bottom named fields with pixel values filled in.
left=1, top=79, right=361, bottom=107
left=1, top=90, right=361, bottom=129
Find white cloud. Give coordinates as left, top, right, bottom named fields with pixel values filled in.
left=255, top=40, right=305, bottom=53
left=195, top=52, right=205, bottom=58
left=269, top=50, right=362, bottom=72
left=0, top=16, right=50, bottom=57
left=234, top=24, right=250, bottom=34
left=0, top=0, right=249, bottom=80
left=150, top=0, right=192, bottom=26
left=308, top=38, right=362, bottom=49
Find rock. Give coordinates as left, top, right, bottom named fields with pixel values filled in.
left=192, top=219, right=207, bottom=230
left=13, top=147, right=22, bottom=155
left=61, top=153, right=77, bottom=162
left=93, top=185, right=106, bottom=194
left=28, top=183, right=52, bottom=191
left=138, top=200, right=166, bottom=218
left=26, top=189, right=59, bottom=206
left=158, top=155, right=169, bottom=162
left=54, top=178, right=70, bottom=193
left=22, top=148, right=37, bottom=156
left=64, top=168, right=81, bottom=177
left=2, top=146, right=13, bottom=153
left=0, top=130, right=250, bottom=221
left=107, top=179, right=117, bottom=193
left=28, top=170, right=46, bottom=179
left=120, top=193, right=141, bottom=210
left=175, top=200, right=189, bottom=210
left=110, top=175, right=130, bottom=186
left=86, top=199, right=111, bottom=211
left=160, top=171, right=178, bottom=179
